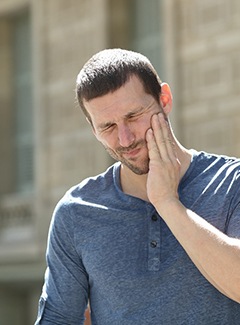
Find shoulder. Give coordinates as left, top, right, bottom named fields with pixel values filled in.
left=181, top=150, right=240, bottom=192
left=52, top=163, right=119, bottom=221
left=67, top=162, right=118, bottom=201
left=180, top=151, right=240, bottom=214
left=190, top=150, right=240, bottom=174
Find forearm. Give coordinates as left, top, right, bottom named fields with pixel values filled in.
left=155, top=198, right=240, bottom=303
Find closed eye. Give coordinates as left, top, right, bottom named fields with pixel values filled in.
left=99, top=123, right=116, bottom=133
left=126, top=104, right=151, bottom=121
left=127, top=112, right=143, bottom=121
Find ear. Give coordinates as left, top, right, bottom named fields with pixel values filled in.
left=159, top=83, right=173, bottom=116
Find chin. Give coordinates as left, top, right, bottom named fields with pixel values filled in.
left=124, top=160, right=149, bottom=175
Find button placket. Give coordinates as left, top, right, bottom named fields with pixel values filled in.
left=150, top=240, right=158, bottom=248
left=151, top=214, right=158, bottom=222
left=148, top=213, right=161, bottom=271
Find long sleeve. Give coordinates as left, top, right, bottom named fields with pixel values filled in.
left=35, top=201, right=89, bottom=324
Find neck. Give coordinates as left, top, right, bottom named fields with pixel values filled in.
left=120, top=165, right=149, bottom=201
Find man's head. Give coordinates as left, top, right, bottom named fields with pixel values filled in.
left=76, top=48, right=162, bottom=124
left=75, top=49, right=172, bottom=175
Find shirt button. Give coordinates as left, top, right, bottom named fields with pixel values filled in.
left=150, top=240, right=157, bottom=248
left=152, top=214, right=158, bottom=221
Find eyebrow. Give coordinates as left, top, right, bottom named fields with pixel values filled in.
left=98, top=121, right=115, bottom=130
left=124, top=105, right=145, bottom=118
left=125, top=100, right=155, bottom=118
left=97, top=107, right=143, bottom=131
left=97, top=100, right=155, bottom=131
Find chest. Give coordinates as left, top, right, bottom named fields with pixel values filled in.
left=75, top=208, right=184, bottom=281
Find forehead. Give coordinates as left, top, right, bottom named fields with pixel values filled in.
left=83, top=75, right=153, bottom=124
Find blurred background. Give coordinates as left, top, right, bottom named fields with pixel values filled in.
left=0, top=0, right=240, bottom=324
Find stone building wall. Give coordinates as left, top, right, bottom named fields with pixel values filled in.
left=176, top=0, right=240, bottom=156
left=0, top=0, right=240, bottom=324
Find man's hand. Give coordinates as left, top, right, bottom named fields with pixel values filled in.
left=146, top=114, right=240, bottom=303
left=146, top=113, right=181, bottom=207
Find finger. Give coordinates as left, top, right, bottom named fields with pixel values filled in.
left=151, top=113, right=170, bottom=161
left=159, top=113, right=176, bottom=160
left=146, top=127, right=161, bottom=161
left=157, top=114, right=181, bottom=174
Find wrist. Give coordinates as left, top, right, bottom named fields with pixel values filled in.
left=153, top=196, right=182, bottom=219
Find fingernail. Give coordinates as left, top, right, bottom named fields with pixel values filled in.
left=146, top=128, right=153, bottom=137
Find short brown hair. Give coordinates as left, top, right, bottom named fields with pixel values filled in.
left=76, top=48, right=162, bottom=121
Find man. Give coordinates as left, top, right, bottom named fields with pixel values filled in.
left=35, top=49, right=240, bottom=324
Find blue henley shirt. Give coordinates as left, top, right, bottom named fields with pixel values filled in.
left=36, top=150, right=240, bottom=324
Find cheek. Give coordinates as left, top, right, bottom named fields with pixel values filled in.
left=136, top=117, right=152, bottom=138
left=139, top=108, right=161, bottom=136
left=96, top=132, right=118, bottom=150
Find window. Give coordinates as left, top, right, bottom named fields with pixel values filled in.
left=13, top=11, right=33, bottom=193
left=0, top=10, right=33, bottom=195
left=0, top=9, right=35, bottom=251
left=131, top=0, right=165, bottom=79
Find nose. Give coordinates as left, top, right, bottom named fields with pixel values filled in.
left=118, top=122, right=135, bottom=147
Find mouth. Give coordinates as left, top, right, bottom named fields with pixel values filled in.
left=121, top=147, right=141, bottom=159
left=115, top=140, right=147, bottom=160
